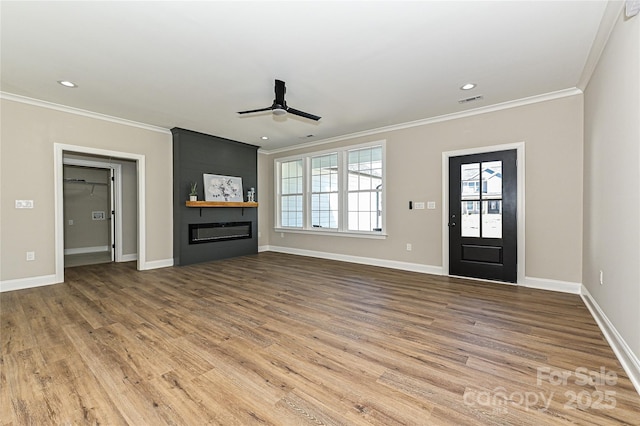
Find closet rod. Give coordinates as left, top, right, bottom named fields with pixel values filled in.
left=63, top=179, right=108, bottom=186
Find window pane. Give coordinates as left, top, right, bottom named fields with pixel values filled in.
left=358, top=212, right=371, bottom=230
left=461, top=201, right=480, bottom=237
left=281, top=160, right=303, bottom=195
left=281, top=194, right=302, bottom=228
left=358, top=192, right=370, bottom=210
left=482, top=161, right=502, bottom=199
left=482, top=200, right=502, bottom=238
left=348, top=146, right=382, bottom=190
left=461, top=163, right=480, bottom=200
left=348, top=193, right=358, bottom=211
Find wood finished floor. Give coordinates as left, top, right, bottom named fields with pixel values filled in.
left=1, top=252, right=639, bottom=425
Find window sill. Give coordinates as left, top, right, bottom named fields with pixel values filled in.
left=274, top=228, right=388, bottom=240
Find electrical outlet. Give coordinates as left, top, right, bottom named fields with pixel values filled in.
left=26, top=251, right=35, bottom=261
left=68, top=219, right=74, bottom=226
left=406, top=243, right=412, bottom=251
left=427, top=201, right=436, bottom=209
left=599, top=270, right=603, bottom=285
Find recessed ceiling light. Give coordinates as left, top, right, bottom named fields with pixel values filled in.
left=261, top=136, right=269, bottom=140
left=460, top=83, right=476, bottom=90
left=58, top=80, right=78, bottom=88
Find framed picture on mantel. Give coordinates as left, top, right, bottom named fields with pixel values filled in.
left=203, top=174, right=244, bottom=202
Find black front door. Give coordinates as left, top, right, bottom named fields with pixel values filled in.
left=449, top=150, right=517, bottom=283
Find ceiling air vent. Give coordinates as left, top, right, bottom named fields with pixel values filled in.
left=458, top=95, right=484, bottom=104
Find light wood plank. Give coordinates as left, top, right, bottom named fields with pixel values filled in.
left=1, top=252, right=639, bottom=424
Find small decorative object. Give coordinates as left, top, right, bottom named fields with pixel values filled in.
left=247, top=187, right=255, bottom=202
left=189, top=182, right=198, bottom=201
left=203, top=174, right=243, bottom=202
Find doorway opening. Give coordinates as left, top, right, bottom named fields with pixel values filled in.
left=63, top=163, right=115, bottom=267
left=442, top=143, right=525, bottom=284
left=54, top=144, right=146, bottom=283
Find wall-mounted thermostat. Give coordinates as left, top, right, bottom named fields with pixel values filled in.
left=92, top=211, right=106, bottom=220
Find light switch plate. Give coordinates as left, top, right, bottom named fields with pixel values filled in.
left=414, top=202, right=425, bottom=210
left=15, top=200, right=34, bottom=209
left=427, top=201, right=436, bottom=209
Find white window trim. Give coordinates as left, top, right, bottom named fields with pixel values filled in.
left=274, top=140, right=387, bottom=238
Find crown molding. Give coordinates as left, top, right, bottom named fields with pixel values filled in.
left=0, top=92, right=171, bottom=134
left=262, top=87, right=583, bottom=155
left=577, top=1, right=625, bottom=91
left=2, top=86, right=583, bottom=153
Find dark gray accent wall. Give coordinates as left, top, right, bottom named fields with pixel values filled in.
left=172, top=128, right=259, bottom=266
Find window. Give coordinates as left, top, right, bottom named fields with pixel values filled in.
left=347, top=146, right=383, bottom=231
left=311, top=153, right=339, bottom=228
left=280, top=159, right=303, bottom=228
left=460, top=161, right=503, bottom=238
left=275, top=141, right=385, bottom=236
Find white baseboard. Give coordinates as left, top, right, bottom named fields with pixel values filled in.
left=140, top=258, right=174, bottom=270
left=264, top=245, right=443, bottom=275
left=0, top=274, right=60, bottom=293
left=581, top=286, right=640, bottom=395
left=0, top=256, right=171, bottom=291
left=64, top=245, right=109, bottom=255
left=119, top=253, right=138, bottom=262
left=521, top=276, right=582, bottom=294
left=262, top=246, right=584, bottom=295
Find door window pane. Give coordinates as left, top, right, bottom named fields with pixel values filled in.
left=461, top=163, right=480, bottom=200
left=481, top=161, right=502, bottom=199
left=461, top=201, right=480, bottom=237
left=482, top=200, right=502, bottom=238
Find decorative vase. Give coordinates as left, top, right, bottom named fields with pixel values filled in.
left=189, top=195, right=197, bottom=201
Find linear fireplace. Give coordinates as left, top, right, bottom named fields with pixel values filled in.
left=189, top=222, right=252, bottom=244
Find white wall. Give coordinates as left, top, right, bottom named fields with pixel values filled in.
left=0, top=98, right=173, bottom=285
left=583, top=9, right=640, bottom=362
left=259, top=94, right=584, bottom=286
left=63, top=165, right=111, bottom=251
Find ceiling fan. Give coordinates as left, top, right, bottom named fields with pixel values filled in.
left=238, top=79, right=321, bottom=121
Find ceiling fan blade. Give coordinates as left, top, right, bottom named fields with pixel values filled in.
left=237, top=106, right=273, bottom=114
left=274, top=79, right=286, bottom=106
left=287, top=107, right=321, bottom=121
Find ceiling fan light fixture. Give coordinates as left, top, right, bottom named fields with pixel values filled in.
left=272, top=107, right=287, bottom=116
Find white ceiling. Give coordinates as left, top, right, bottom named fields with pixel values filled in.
left=1, top=1, right=608, bottom=151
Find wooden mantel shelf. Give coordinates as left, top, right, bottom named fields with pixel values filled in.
left=186, top=201, right=258, bottom=208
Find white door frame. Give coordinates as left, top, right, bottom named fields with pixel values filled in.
left=54, top=144, right=146, bottom=283
left=441, top=142, right=526, bottom=284
left=63, top=158, right=122, bottom=262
